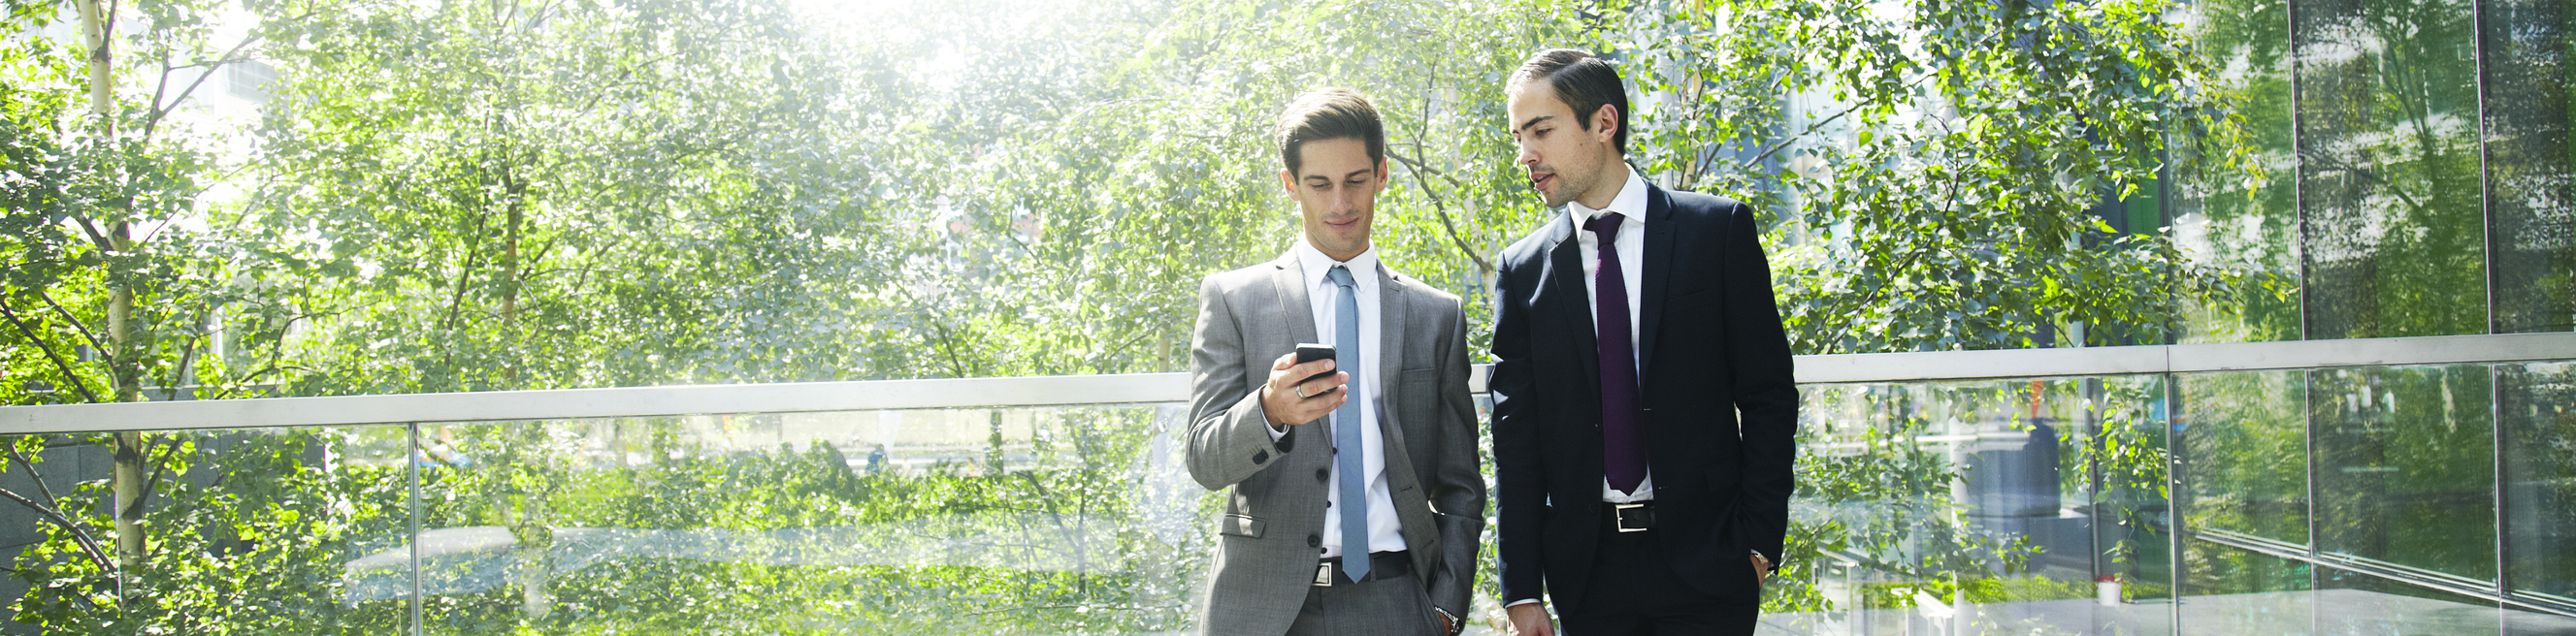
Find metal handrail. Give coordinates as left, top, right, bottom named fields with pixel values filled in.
left=2189, top=527, right=2576, bottom=618
left=3, top=332, right=2568, bottom=434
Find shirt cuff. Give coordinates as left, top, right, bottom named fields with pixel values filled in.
left=1505, top=598, right=1541, bottom=608
left=1255, top=391, right=1288, bottom=440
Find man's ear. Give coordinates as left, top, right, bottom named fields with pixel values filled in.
left=1374, top=158, right=1390, bottom=191
left=1592, top=104, right=1619, bottom=144
left=1280, top=168, right=1297, bottom=196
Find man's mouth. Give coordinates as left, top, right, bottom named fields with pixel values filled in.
left=1530, top=173, right=1553, bottom=191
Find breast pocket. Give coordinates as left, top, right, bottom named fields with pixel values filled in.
left=1219, top=513, right=1265, bottom=538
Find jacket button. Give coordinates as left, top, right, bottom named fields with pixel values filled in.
left=1316, top=468, right=1330, bottom=482
left=1307, top=534, right=1321, bottom=548
left=1253, top=450, right=1269, bottom=464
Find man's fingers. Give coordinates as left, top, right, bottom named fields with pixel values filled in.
left=1270, top=357, right=1338, bottom=388
left=1506, top=604, right=1552, bottom=636
left=1293, top=372, right=1352, bottom=398
left=1290, top=358, right=1337, bottom=378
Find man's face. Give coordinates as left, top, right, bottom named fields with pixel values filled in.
left=1280, top=137, right=1386, bottom=261
left=1507, top=83, right=1616, bottom=209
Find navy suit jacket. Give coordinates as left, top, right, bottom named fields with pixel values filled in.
left=1488, top=180, right=1800, bottom=612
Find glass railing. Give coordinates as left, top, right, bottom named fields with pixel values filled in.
left=3, top=333, right=2571, bottom=635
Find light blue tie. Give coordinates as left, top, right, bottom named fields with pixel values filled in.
left=1326, top=265, right=1370, bottom=582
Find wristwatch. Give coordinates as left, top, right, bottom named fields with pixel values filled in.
left=1433, top=607, right=1462, bottom=636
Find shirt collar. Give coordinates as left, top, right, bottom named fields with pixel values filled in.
left=1293, top=238, right=1379, bottom=292
left=1564, top=163, right=1649, bottom=229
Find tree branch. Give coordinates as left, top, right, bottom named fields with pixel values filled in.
left=143, top=12, right=296, bottom=138
left=135, top=435, right=181, bottom=518
left=73, top=217, right=115, bottom=253
left=1386, top=146, right=1470, bottom=191
left=7, top=447, right=69, bottom=520
left=1737, top=31, right=1999, bottom=174
left=1386, top=150, right=1495, bottom=274
left=35, top=290, right=110, bottom=358
left=0, top=487, right=114, bottom=573
left=0, top=302, right=105, bottom=403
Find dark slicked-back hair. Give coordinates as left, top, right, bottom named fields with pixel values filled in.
left=1275, top=88, right=1386, bottom=175
left=1510, top=48, right=1630, bottom=155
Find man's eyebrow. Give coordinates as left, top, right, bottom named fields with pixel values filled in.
left=1516, top=114, right=1557, bottom=133
left=1342, top=168, right=1372, bottom=180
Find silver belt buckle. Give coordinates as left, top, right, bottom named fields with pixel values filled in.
left=1614, top=502, right=1648, bottom=533
left=1315, top=561, right=1334, bottom=587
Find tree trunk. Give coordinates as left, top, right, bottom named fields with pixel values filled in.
left=499, top=165, right=523, bottom=386
left=76, top=0, right=114, bottom=140
left=112, top=432, right=146, bottom=572
left=78, top=0, right=151, bottom=593
left=509, top=494, right=553, bottom=619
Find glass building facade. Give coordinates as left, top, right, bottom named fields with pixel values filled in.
left=2178, top=0, right=2575, bottom=342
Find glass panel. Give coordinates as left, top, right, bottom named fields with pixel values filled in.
left=2292, top=0, right=2490, bottom=339
left=410, top=405, right=1205, bottom=633
left=2180, top=544, right=2315, bottom=634
left=2315, top=566, right=2500, bottom=635
left=2481, top=0, right=2576, bottom=334
left=2177, top=369, right=2315, bottom=633
left=2308, top=366, right=2494, bottom=581
left=2176, top=0, right=2304, bottom=344
left=0, top=427, right=416, bottom=631
left=2506, top=609, right=2576, bottom=636
left=2502, top=362, right=2576, bottom=607
left=1783, top=376, right=2170, bottom=635
left=2177, top=370, right=2311, bottom=547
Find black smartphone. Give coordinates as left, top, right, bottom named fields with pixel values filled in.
left=1293, top=343, right=1339, bottom=396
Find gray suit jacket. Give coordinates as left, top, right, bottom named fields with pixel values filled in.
left=1187, top=252, right=1484, bottom=635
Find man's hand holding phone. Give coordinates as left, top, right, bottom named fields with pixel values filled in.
left=1260, top=344, right=1347, bottom=429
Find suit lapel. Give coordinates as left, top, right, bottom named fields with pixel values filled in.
left=1637, top=183, right=1677, bottom=379
left=1375, top=265, right=1409, bottom=426
left=1371, top=267, right=1433, bottom=559
left=1269, top=253, right=1319, bottom=346
left=1547, top=217, right=1604, bottom=393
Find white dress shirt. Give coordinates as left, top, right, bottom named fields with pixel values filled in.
left=1566, top=164, right=1655, bottom=504
left=1265, top=238, right=1407, bottom=558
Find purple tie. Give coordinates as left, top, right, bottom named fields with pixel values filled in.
left=1586, top=212, right=1648, bottom=494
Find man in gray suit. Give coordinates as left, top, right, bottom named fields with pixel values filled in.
left=1187, top=88, right=1484, bottom=636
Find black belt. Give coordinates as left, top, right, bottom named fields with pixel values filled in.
left=1314, top=550, right=1412, bottom=587
left=1602, top=500, right=1656, bottom=533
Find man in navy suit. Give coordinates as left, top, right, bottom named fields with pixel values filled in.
left=1487, top=48, right=1800, bottom=636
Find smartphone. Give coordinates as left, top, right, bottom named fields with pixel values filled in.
left=1293, top=343, right=1339, bottom=396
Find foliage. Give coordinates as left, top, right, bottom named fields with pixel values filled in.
left=1594, top=0, right=2274, bottom=354
left=0, top=0, right=2303, bottom=630
left=1780, top=384, right=2044, bottom=615
left=10, top=429, right=411, bottom=632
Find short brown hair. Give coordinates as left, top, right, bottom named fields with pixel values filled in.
left=1275, top=88, right=1386, bottom=175
left=1509, top=48, right=1630, bottom=155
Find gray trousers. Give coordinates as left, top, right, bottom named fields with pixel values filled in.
left=1282, top=572, right=1445, bottom=636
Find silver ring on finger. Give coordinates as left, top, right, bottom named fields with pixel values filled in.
left=1293, top=385, right=1311, bottom=399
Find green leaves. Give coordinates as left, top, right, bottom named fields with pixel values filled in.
left=1598, top=0, right=2261, bottom=354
